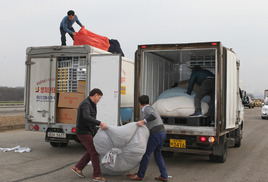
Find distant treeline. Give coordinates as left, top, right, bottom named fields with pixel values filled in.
left=0, top=87, right=24, bottom=101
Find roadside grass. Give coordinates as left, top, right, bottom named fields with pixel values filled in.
left=0, top=101, right=24, bottom=106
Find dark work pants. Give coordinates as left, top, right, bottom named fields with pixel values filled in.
left=60, top=27, right=75, bottom=46
left=194, top=78, right=215, bottom=118
left=75, top=134, right=101, bottom=177
left=137, top=131, right=168, bottom=179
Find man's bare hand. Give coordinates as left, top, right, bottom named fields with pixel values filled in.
left=137, top=120, right=145, bottom=127
left=100, top=122, right=107, bottom=130
left=72, top=32, right=77, bottom=36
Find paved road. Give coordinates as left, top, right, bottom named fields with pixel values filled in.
left=0, top=107, right=267, bottom=182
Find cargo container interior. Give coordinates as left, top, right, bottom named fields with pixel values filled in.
left=139, top=48, right=216, bottom=126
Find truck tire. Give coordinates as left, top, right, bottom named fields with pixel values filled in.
left=161, top=151, right=174, bottom=158
left=234, top=127, right=242, bottom=147
left=50, top=142, right=68, bottom=147
left=209, top=136, right=227, bottom=163
left=74, top=137, right=81, bottom=143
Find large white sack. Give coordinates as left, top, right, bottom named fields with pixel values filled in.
left=152, top=96, right=209, bottom=117
left=93, top=122, right=149, bottom=175
left=157, top=86, right=211, bottom=103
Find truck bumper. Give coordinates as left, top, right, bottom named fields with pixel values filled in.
left=162, top=147, right=213, bottom=155
left=162, top=133, right=215, bottom=155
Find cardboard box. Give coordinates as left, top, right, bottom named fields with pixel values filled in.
left=58, top=92, right=84, bottom=109
left=56, top=108, right=77, bottom=124
left=77, top=80, right=86, bottom=94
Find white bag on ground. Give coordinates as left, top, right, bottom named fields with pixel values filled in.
left=0, top=145, right=31, bottom=153
left=93, top=122, right=149, bottom=175
left=152, top=96, right=209, bottom=117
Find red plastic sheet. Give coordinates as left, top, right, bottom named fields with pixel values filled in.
left=73, top=27, right=110, bottom=51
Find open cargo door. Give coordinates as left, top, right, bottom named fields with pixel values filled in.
left=27, top=57, right=56, bottom=123
left=88, top=54, right=121, bottom=126
left=225, top=49, right=238, bottom=129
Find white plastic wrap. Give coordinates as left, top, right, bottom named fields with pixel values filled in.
left=93, top=122, right=149, bottom=175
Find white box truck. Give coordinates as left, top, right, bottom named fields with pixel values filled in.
left=264, top=90, right=268, bottom=101
left=24, top=45, right=134, bottom=147
left=134, top=42, right=244, bottom=163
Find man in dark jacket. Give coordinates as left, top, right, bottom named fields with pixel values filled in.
left=60, top=10, right=84, bottom=46
left=72, top=88, right=107, bottom=182
left=187, top=66, right=215, bottom=121
left=127, top=95, right=168, bottom=181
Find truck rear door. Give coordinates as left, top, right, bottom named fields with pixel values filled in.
left=88, top=54, right=121, bottom=126
left=26, top=57, right=56, bottom=123
left=225, top=49, right=238, bottom=129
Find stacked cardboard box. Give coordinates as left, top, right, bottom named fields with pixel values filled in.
left=56, top=109, right=78, bottom=124
left=57, top=92, right=85, bottom=124
left=77, top=80, right=86, bottom=94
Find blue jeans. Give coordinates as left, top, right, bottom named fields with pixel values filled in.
left=137, top=131, right=168, bottom=179
left=60, top=27, right=75, bottom=46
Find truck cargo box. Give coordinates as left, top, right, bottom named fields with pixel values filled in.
left=134, top=42, right=244, bottom=163
left=24, top=45, right=134, bottom=147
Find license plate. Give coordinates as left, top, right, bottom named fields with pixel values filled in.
left=47, top=132, right=66, bottom=138
left=170, top=139, right=186, bottom=148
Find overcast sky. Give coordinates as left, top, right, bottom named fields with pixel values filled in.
left=1, top=0, right=267, bottom=98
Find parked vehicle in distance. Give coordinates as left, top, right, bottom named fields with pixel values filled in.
left=243, top=95, right=255, bottom=108
left=264, top=97, right=268, bottom=103
left=252, top=99, right=257, bottom=107
left=261, top=100, right=268, bottom=119
left=257, top=99, right=263, bottom=107
left=253, top=99, right=262, bottom=107
left=264, top=90, right=268, bottom=100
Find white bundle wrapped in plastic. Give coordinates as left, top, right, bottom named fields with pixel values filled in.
left=152, top=96, right=209, bottom=117
left=93, top=122, right=149, bottom=175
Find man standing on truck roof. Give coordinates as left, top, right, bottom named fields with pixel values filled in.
left=186, top=66, right=215, bottom=124
left=72, top=88, right=108, bottom=182
left=127, top=95, right=168, bottom=182
left=60, top=10, right=84, bottom=46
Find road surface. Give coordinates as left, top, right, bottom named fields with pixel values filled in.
left=0, top=107, right=267, bottom=182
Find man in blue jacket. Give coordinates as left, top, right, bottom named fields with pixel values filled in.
left=60, top=10, right=84, bottom=45
left=187, top=66, right=215, bottom=122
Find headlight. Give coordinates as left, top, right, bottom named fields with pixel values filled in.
left=262, top=108, right=268, bottom=112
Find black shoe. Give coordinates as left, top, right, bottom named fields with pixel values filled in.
left=189, top=112, right=202, bottom=117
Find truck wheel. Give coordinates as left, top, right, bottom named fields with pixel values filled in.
left=161, top=151, right=174, bottom=158
left=74, top=137, right=81, bottom=143
left=210, top=136, right=227, bottom=163
left=209, top=154, right=217, bottom=162
left=234, top=127, right=242, bottom=147
left=50, top=142, right=68, bottom=147
left=209, top=142, right=227, bottom=163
